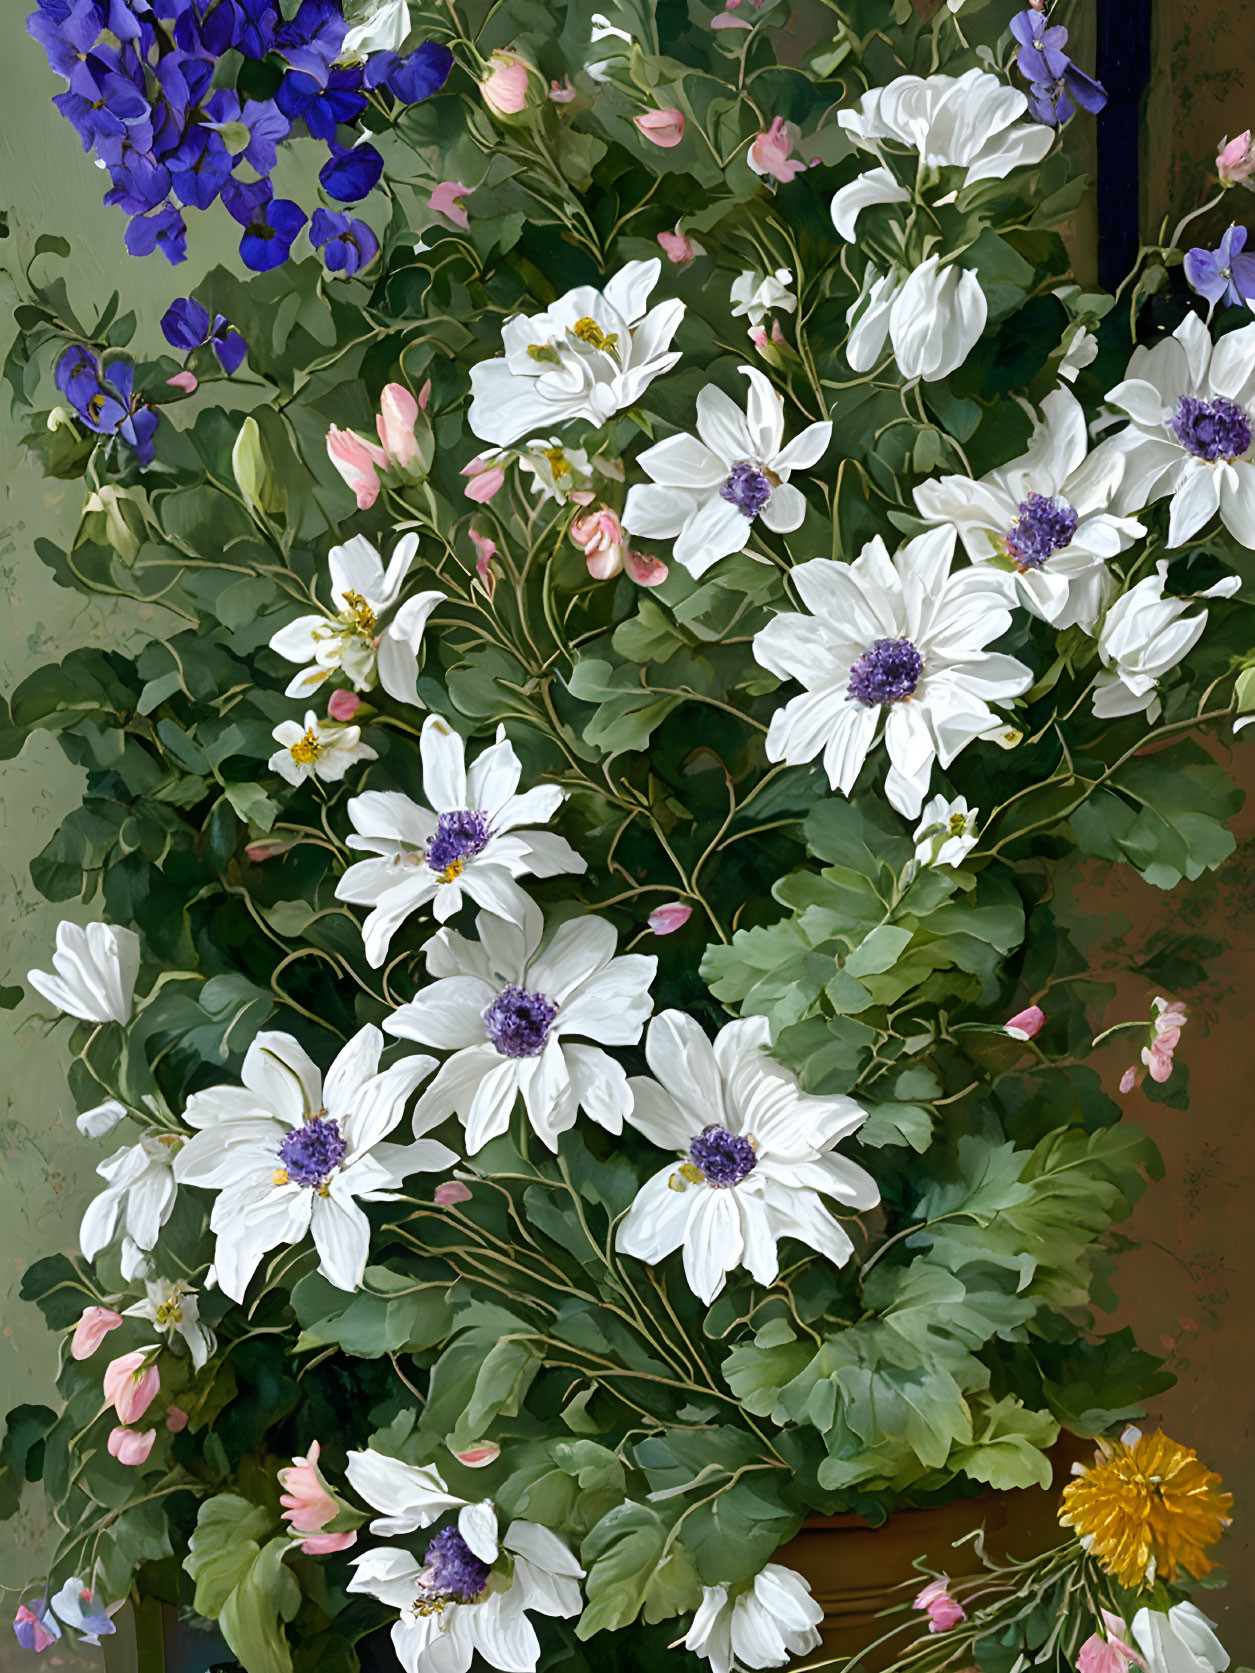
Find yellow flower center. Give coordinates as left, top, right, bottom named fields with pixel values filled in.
left=1058, top=1430, right=1232, bottom=1590
left=439, top=858, right=465, bottom=883
left=544, top=447, right=573, bottom=480
left=948, top=813, right=968, bottom=837
left=667, top=1162, right=705, bottom=1192
left=155, top=1297, right=184, bottom=1327
left=288, top=728, right=323, bottom=765
left=339, top=589, right=377, bottom=638
left=273, top=1168, right=290, bottom=1186
left=570, top=316, right=618, bottom=354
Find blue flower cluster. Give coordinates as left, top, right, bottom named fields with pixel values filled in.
left=27, top=0, right=453, bottom=273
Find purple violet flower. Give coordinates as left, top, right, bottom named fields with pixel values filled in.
left=1009, top=9, right=1108, bottom=128
left=1183, top=224, right=1255, bottom=311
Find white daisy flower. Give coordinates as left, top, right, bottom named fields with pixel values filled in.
left=269, top=711, right=378, bottom=787
left=845, top=257, right=986, bottom=386
left=122, top=1278, right=216, bottom=1370
left=335, top=715, right=586, bottom=967
left=385, top=901, right=656, bottom=1153
left=622, top=366, right=831, bottom=578
left=914, top=388, right=1145, bottom=630
left=28, top=920, right=139, bottom=1024
left=684, top=1563, right=824, bottom=1673
left=730, top=269, right=798, bottom=327
left=753, top=526, right=1033, bottom=818
left=467, top=259, right=684, bottom=447
left=171, top=1026, right=455, bottom=1302
left=268, top=533, right=444, bottom=706
left=615, top=1012, right=877, bottom=1305
left=346, top=1454, right=583, bottom=1673
left=80, top=1135, right=178, bottom=1268
left=912, top=794, right=980, bottom=868
left=1099, top=310, right=1255, bottom=549
left=1092, top=562, right=1208, bottom=722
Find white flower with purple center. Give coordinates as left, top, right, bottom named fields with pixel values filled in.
left=1098, top=310, right=1255, bottom=548
left=622, top=365, right=831, bottom=577
left=385, top=901, right=656, bottom=1152
left=467, top=258, right=684, bottom=447
left=753, top=526, right=1033, bottom=818
left=268, top=534, right=444, bottom=706
left=335, top=715, right=586, bottom=967
left=345, top=1451, right=582, bottom=1673
left=269, top=710, right=378, bottom=787
left=914, top=389, right=1145, bottom=630
left=615, top=1012, right=878, bottom=1304
left=684, top=1563, right=824, bottom=1673
left=171, top=1026, right=456, bottom=1301
left=1092, top=561, right=1209, bottom=721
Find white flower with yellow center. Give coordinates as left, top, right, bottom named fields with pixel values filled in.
left=616, top=1012, right=878, bottom=1304
left=268, top=533, right=444, bottom=706
left=467, top=259, right=684, bottom=446
left=912, top=794, right=979, bottom=868
left=171, top=1026, right=455, bottom=1301
left=269, top=711, right=378, bottom=786
left=336, top=715, right=586, bottom=967
left=123, top=1278, right=215, bottom=1370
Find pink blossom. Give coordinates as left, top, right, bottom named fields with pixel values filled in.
left=625, top=549, right=668, bottom=586
left=658, top=227, right=703, bottom=266
left=549, top=76, right=577, bottom=104
left=428, top=181, right=471, bottom=230
left=377, top=382, right=421, bottom=467
left=451, top=1441, right=500, bottom=1467
left=634, top=108, right=686, bottom=148
left=748, top=116, right=805, bottom=183
left=71, top=1305, right=123, bottom=1360
left=435, top=1180, right=473, bottom=1206
left=1218, top=130, right=1255, bottom=186
left=481, top=51, right=531, bottom=118
left=327, top=689, right=363, bottom=722
left=913, top=1578, right=965, bottom=1633
left=1077, top=1611, right=1145, bottom=1673
left=1004, top=1005, right=1046, bottom=1041
left=165, top=1405, right=189, bottom=1433
left=300, top=1529, right=358, bottom=1554
left=648, top=903, right=692, bottom=935
left=103, top=1350, right=160, bottom=1424
left=571, top=508, right=625, bottom=579
left=108, top=1425, right=156, bottom=1466
left=1119, top=1066, right=1137, bottom=1095
left=468, top=528, right=498, bottom=587
left=246, top=837, right=298, bottom=862
left=279, top=1441, right=342, bottom=1537
left=14, top=1602, right=60, bottom=1652
left=1142, top=996, right=1187, bottom=1082
left=711, top=10, right=752, bottom=27
left=326, top=425, right=385, bottom=510
left=464, top=464, right=507, bottom=503
left=166, top=370, right=198, bottom=394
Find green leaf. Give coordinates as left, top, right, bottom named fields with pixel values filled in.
left=578, top=1502, right=703, bottom=1636
left=185, top=1497, right=298, bottom=1673
left=949, top=1394, right=1059, bottom=1490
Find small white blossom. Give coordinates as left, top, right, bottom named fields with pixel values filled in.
left=730, top=269, right=797, bottom=327
left=684, top=1564, right=824, bottom=1673
left=339, top=0, right=409, bottom=57
left=913, top=794, right=979, bottom=867
left=80, top=1135, right=179, bottom=1267
left=269, top=711, right=378, bottom=786
left=123, top=1278, right=216, bottom=1370
left=28, top=921, right=139, bottom=1025
left=1092, top=562, right=1208, bottom=722
left=845, top=257, right=986, bottom=385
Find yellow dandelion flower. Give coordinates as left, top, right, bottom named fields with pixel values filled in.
left=1059, top=1429, right=1232, bottom=1590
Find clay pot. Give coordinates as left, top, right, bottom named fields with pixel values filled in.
left=776, top=1442, right=1089, bottom=1669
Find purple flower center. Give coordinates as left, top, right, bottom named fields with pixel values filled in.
left=1169, top=394, right=1252, bottom=462
left=720, top=462, right=772, bottom=520
left=277, top=1116, right=347, bottom=1188
left=1004, top=492, right=1079, bottom=570
left=420, top=1527, right=491, bottom=1605
left=689, top=1124, right=757, bottom=1187
left=427, top=809, right=492, bottom=881
left=483, top=986, right=558, bottom=1057
left=847, top=637, right=923, bottom=707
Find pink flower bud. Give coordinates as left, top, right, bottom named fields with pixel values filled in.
left=648, top=902, right=692, bottom=935
left=711, top=10, right=753, bottom=27
left=428, top=181, right=471, bottom=231
left=481, top=50, right=532, bottom=118
left=299, top=1530, right=358, bottom=1555
left=464, top=463, right=507, bottom=503
left=913, top=1578, right=965, bottom=1633
left=14, top=1601, right=60, bottom=1652
left=570, top=508, right=624, bottom=579
left=1004, top=1005, right=1045, bottom=1042
left=71, top=1305, right=123, bottom=1360
left=279, top=1441, right=341, bottom=1535
left=1218, top=131, right=1255, bottom=185
left=658, top=227, right=702, bottom=266
left=108, top=1425, right=156, bottom=1466
left=327, top=689, right=363, bottom=722
left=435, top=1180, right=473, bottom=1206
left=1077, top=1610, right=1143, bottom=1673
left=326, top=425, right=385, bottom=510
left=749, top=324, right=769, bottom=349
left=246, top=837, right=298, bottom=862
left=451, top=1441, right=500, bottom=1467
left=417, top=380, right=431, bottom=411
left=377, top=382, right=421, bottom=468
left=469, top=528, right=498, bottom=588
left=165, top=1406, right=189, bottom=1433
left=166, top=370, right=198, bottom=394
left=103, top=1350, right=160, bottom=1424
left=748, top=116, right=805, bottom=183
left=549, top=76, right=577, bottom=104
left=1119, top=1067, right=1137, bottom=1095
left=625, top=549, right=668, bottom=586
left=634, top=108, right=685, bottom=148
